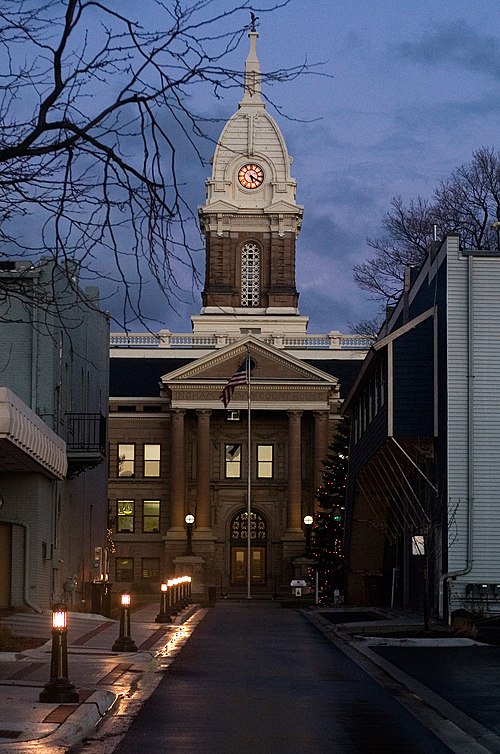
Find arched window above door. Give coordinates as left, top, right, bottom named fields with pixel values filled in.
left=230, top=510, right=267, bottom=542
left=241, top=241, right=260, bottom=307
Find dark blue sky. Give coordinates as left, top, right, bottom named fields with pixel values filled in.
left=103, top=1, right=500, bottom=333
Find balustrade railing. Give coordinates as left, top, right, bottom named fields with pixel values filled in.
left=110, top=330, right=372, bottom=351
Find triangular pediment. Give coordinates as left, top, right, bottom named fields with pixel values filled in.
left=264, top=200, right=304, bottom=215
left=161, top=336, right=338, bottom=386
left=199, top=199, right=239, bottom=213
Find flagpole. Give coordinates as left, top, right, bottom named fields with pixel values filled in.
left=246, top=350, right=252, bottom=600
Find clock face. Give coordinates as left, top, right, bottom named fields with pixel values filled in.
left=238, top=163, right=264, bottom=189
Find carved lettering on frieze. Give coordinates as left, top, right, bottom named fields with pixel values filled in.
left=171, top=387, right=331, bottom=403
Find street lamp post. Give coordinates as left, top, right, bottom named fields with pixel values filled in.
left=112, top=593, right=137, bottom=652
left=185, top=513, right=195, bottom=555
left=303, top=515, right=314, bottom=557
left=39, top=604, right=79, bottom=703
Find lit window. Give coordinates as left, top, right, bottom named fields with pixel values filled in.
left=116, top=557, right=134, bottom=582
left=141, top=557, right=160, bottom=580
left=143, top=500, right=160, bottom=532
left=241, top=242, right=260, bottom=307
left=117, top=500, right=135, bottom=532
left=225, top=444, right=242, bottom=478
left=257, top=445, right=273, bottom=478
left=144, top=444, right=161, bottom=477
left=118, top=443, right=135, bottom=477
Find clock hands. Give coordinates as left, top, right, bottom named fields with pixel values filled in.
left=238, top=163, right=263, bottom=188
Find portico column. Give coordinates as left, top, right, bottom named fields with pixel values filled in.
left=287, top=410, right=303, bottom=532
left=170, top=409, right=186, bottom=531
left=314, top=411, right=329, bottom=507
left=196, top=409, right=212, bottom=530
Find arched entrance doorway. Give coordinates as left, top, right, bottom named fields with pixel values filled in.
left=230, top=510, right=267, bottom=585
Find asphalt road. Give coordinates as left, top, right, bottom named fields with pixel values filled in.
left=112, top=602, right=452, bottom=754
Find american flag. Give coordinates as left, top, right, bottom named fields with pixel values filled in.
left=219, top=357, right=249, bottom=408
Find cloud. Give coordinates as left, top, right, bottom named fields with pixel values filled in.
left=396, top=21, right=500, bottom=80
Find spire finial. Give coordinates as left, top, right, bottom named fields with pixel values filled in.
left=239, top=21, right=263, bottom=107
left=250, top=12, right=258, bottom=32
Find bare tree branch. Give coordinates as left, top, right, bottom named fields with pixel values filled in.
left=0, top=0, right=317, bottom=329
left=354, top=147, right=500, bottom=326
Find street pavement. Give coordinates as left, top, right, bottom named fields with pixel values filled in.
left=111, top=602, right=455, bottom=754
left=0, top=601, right=202, bottom=753
left=1, top=601, right=500, bottom=752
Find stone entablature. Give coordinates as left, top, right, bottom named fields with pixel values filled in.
left=168, top=385, right=337, bottom=411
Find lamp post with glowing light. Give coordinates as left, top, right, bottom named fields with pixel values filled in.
left=39, top=604, right=79, bottom=703
left=303, top=514, right=314, bottom=557
left=112, top=593, right=137, bottom=652
left=185, top=513, right=195, bottom=555
left=156, top=582, right=172, bottom=623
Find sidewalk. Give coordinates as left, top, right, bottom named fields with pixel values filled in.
left=0, top=601, right=203, bottom=753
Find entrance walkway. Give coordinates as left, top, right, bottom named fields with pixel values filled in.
left=114, top=602, right=451, bottom=754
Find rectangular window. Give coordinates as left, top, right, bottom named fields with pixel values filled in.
left=141, top=557, right=160, bottom=580
left=143, top=500, right=160, bottom=532
left=257, top=444, right=273, bottom=478
left=117, top=500, right=135, bottom=532
left=225, top=443, right=242, bottom=478
left=116, top=557, right=134, bottom=582
left=144, top=443, right=161, bottom=477
left=118, top=443, right=135, bottom=477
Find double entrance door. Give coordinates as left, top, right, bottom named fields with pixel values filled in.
left=231, top=546, right=266, bottom=585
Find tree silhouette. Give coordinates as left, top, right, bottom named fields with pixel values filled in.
left=0, top=0, right=308, bottom=328
left=354, top=146, right=500, bottom=317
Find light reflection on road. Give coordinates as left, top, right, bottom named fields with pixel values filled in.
left=155, top=609, right=207, bottom=668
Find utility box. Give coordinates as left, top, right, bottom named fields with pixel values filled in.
left=290, top=579, right=307, bottom=596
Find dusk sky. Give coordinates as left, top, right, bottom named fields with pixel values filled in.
left=110, top=1, right=500, bottom=334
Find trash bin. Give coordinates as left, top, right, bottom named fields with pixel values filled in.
left=207, top=586, right=216, bottom=604
left=91, top=582, right=113, bottom=617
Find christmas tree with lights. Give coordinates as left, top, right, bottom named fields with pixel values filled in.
left=313, top=417, right=349, bottom=604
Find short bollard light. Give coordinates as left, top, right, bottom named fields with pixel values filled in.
left=155, top=582, right=172, bottom=623
left=172, top=577, right=181, bottom=610
left=182, top=575, right=192, bottom=605
left=112, top=593, right=137, bottom=652
left=39, top=604, right=79, bottom=703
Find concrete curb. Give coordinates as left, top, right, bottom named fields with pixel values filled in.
left=303, top=609, right=500, bottom=754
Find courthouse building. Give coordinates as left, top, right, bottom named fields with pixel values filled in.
left=108, top=31, right=369, bottom=597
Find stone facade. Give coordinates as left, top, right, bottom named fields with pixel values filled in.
left=107, top=31, right=368, bottom=599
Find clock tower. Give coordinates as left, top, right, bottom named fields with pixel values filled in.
left=194, top=29, right=307, bottom=339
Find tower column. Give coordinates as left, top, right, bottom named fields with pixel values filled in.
left=196, top=409, right=212, bottom=531
left=286, top=410, right=303, bottom=532
left=169, top=409, right=186, bottom=532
